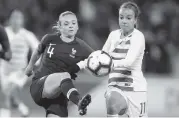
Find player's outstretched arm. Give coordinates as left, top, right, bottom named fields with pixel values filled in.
left=25, top=34, right=48, bottom=77
left=25, top=49, right=41, bottom=77
left=66, top=59, right=88, bottom=76
left=77, top=59, right=88, bottom=70
left=71, top=38, right=94, bottom=71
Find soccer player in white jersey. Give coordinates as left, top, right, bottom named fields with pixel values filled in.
left=0, top=9, right=39, bottom=117
left=102, top=2, right=147, bottom=117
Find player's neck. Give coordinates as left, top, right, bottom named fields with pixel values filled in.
left=60, top=35, right=75, bottom=43
left=11, top=26, right=21, bottom=34
left=121, top=28, right=134, bottom=37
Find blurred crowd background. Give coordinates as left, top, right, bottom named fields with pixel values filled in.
left=1, top=0, right=179, bottom=76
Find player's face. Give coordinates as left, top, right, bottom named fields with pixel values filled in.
left=59, top=14, right=78, bottom=37
left=9, top=11, right=24, bottom=30
left=119, top=8, right=137, bottom=33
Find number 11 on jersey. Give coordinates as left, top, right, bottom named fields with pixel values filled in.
left=47, top=43, right=56, bottom=58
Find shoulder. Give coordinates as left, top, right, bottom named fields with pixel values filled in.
left=22, top=28, right=33, bottom=34
left=107, top=29, right=121, bottom=42
left=4, top=26, right=11, bottom=33
left=42, top=33, right=56, bottom=40
left=76, top=37, right=85, bottom=45
left=21, top=28, right=39, bottom=43
left=130, top=29, right=145, bottom=48
left=0, top=25, right=6, bottom=35
left=40, top=34, right=51, bottom=43
left=109, top=29, right=121, bottom=36
left=41, top=33, right=59, bottom=44
left=76, top=37, right=94, bottom=52
left=131, top=29, right=145, bottom=42
left=47, top=33, right=60, bottom=39
left=22, top=29, right=37, bottom=39
left=133, top=29, right=145, bottom=39
left=76, top=37, right=89, bottom=46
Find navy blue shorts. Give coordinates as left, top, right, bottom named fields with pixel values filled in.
left=30, top=76, right=68, bottom=117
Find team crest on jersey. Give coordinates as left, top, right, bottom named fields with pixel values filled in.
left=69, top=48, right=77, bottom=58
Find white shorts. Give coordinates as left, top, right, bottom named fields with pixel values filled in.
left=0, top=70, right=28, bottom=92
left=105, top=86, right=148, bottom=117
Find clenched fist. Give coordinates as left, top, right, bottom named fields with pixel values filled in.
left=3, top=50, right=12, bottom=61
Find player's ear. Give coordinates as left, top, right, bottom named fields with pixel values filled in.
left=58, top=21, right=63, bottom=32
left=134, top=18, right=137, bottom=27
left=77, top=24, right=79, bottom=30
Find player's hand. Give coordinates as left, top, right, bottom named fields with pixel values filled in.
left=25, top=65, right=33, bottom=77
left=2, top=50, right=12, bottom=61
left=70, top=73, right=78, bottom=80
left=67, top=64, right=80, bottom=74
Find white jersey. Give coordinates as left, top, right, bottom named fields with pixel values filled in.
left=102, top=28, right=147, bottom=91
left=1, top=27, right=39, bottom=75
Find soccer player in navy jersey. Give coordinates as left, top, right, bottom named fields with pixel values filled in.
left=25, top=11, right=93, bottom=117
left=0, top=25, right=11, bottom=61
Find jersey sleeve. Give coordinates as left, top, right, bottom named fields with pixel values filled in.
left=76, top=38, right=94, bottom=58
left=113, top=32, right=145, bottom=68
left=37, top=34, right=49, bottom=54
left=0, top=25, right=11, bottom=52
left=102, top=31, right=113, bottom=53
left=76, top=38, right=94, bottom=69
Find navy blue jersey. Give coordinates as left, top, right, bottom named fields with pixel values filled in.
left=0, top=25, right=10, bottom=55
left=34, top=34, right=93, bottom=79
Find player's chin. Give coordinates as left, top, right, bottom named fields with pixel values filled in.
left=68, top=31, right=77, bottom=36
left=121, top=27, right=133, bottom=33
left=121, top=27, right=129, bottom=31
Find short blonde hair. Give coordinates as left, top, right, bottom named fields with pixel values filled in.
left=59, top=11, right=76, bottom=23
left=52, top=11, right=76, bottom=34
